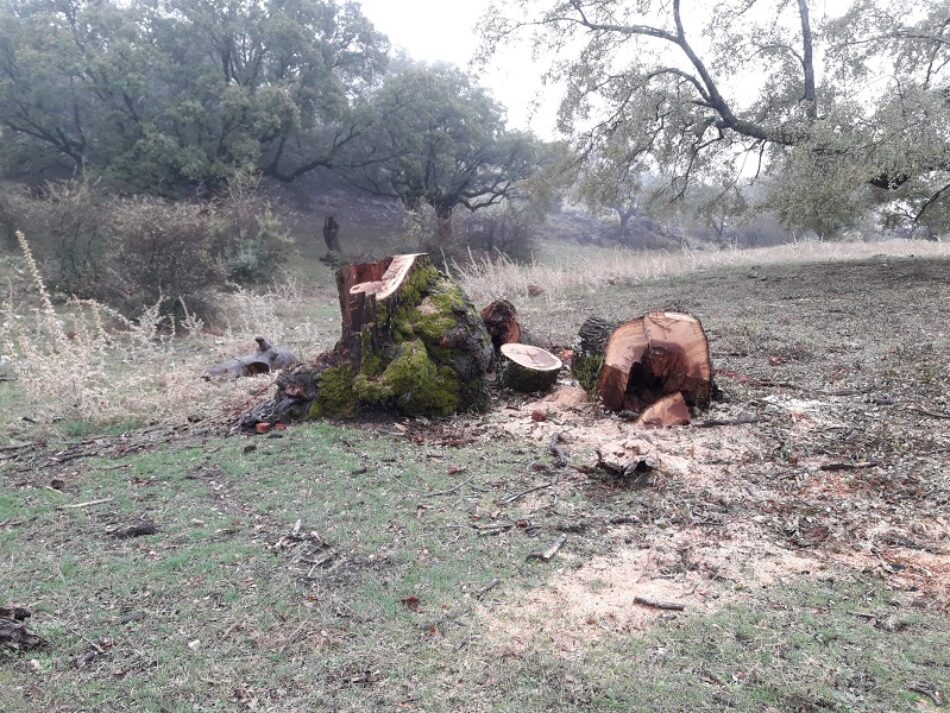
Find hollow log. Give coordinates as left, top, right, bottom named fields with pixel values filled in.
left=205, top=337, right=297, bottom=380
left=241, top=254, right=493, bottom=428
left=598, top=312, right=711, bottom=412
left=498, top=343, right=562, bottom=393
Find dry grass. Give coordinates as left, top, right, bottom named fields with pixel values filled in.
left=0, top=232, right=338, bottom=431
left=454, top=238, right=950, bottom=303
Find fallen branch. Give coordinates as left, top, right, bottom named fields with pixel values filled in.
left=547, top=432, right=570, bottom=467
left=57, top=497, right=113, bottom=511
left=474, top=578, right=502, bottom=600
left=906, top=405, right=950, bottom=420
left=696, top=418, right=761, bottom=428
left=422, top=476, right=475, bottom=498
left=633, top=596, right=686, bottom=611
left=498, top=482, right=553, bottom=506
left=527, top=534, right=567, bottom=562
left=819, top=461, right=879, bottom=471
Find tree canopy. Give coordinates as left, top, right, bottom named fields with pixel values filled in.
left=347, top=66, right=539, bottom=226
left=482, top=0, right=950, bottom=237
left=0, top=0, right=388, bottom=192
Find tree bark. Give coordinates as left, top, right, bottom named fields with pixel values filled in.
left=498, top=343, right=562, bottom=393
left=481, top=300, right=522, bottom=351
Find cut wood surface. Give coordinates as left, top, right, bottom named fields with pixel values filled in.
left=598, top=311, right=711, bottom=413
left=637, top=392, right=691, bottom=429
left=499, top=343, right=562, bottom=393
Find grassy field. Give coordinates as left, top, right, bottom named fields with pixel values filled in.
left=2, top=247, right=949, bottom=711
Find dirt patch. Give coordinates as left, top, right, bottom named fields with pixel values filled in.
left=475, top=258, right=950, bottom=650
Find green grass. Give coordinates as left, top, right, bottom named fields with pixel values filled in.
left=2, top=420, right=946, bottom=711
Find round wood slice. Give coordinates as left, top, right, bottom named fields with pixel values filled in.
left=499, top=343, right=562, bottom=393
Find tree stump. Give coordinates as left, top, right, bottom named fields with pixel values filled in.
left=480, top=300, right=522, bottom=351
left=498, top=343, right=562, bottom=393
left=242, top=254, right=493, bottom=428
left=598, top=311, right=711, bottom=412
left=571, top=316, right=619, bottom=394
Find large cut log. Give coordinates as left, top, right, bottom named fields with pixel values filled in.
left=242, top=254, right=493, bottom=428
left=598, top=312, right=712, bottom=412
left=498, top=343, right=562, bottom=393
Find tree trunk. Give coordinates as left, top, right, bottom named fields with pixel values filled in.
left=242, top=254, right=493, bottom=428
left=598, top=311, right=712, bottom=412
left=323, top=215, right=341, bottom=254
left=571, top=316, right=618, bottom=394
left=498, top=343, right=562, bottom=393
left=435, top=206, right=454, bottom=246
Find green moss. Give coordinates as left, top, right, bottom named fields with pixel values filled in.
left=355, top=339, right=460, bottom=416
left=309, top=365, right=359, bottom=419
left=572, top=352, right=604, bottom=396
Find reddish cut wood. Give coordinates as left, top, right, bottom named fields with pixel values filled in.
left=637, top=392, right=691, bottom=428
left=481, top=300, right=522, bottom=351
left=598, top=311, right=711, bottom=412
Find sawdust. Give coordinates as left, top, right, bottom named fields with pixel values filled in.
left=484, top=521, right=822, bottom=657
left=477, top=382, right=945, bottom=653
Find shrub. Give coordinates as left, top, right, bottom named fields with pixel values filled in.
left=2, top=180, right=292, bottom=324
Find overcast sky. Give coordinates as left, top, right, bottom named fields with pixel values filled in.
left=357, top=0, right=560, bottom=137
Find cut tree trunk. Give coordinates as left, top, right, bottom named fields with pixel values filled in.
left=481, top=300, right=521, bottom=351
left=498, top=343, right=562, bottom=393
left=242, top=254, right=493, bottom=428
left=598, top=312, right=711, bottom=412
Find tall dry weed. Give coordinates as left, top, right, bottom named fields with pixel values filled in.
left=0, top=232, right=333, bottom=428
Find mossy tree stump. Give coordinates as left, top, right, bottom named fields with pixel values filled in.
left=242, top=254, right=493, bottom=428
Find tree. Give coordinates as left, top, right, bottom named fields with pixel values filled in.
left=482, top=0, right=950, bottom=237
left=0, top=0, right=388, bottom=192
left=347, top=66, right=539, bottom=241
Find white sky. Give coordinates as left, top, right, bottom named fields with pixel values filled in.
left=356, top=0, right=561, bottom=138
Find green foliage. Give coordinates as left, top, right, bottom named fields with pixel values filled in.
left=0, top=0, right=388, bottom=191
left=482, top=0, right=950, bottom=237
left=349, top=65, right=539, bottom=231
left=4, top=180, right=291, bottom=321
